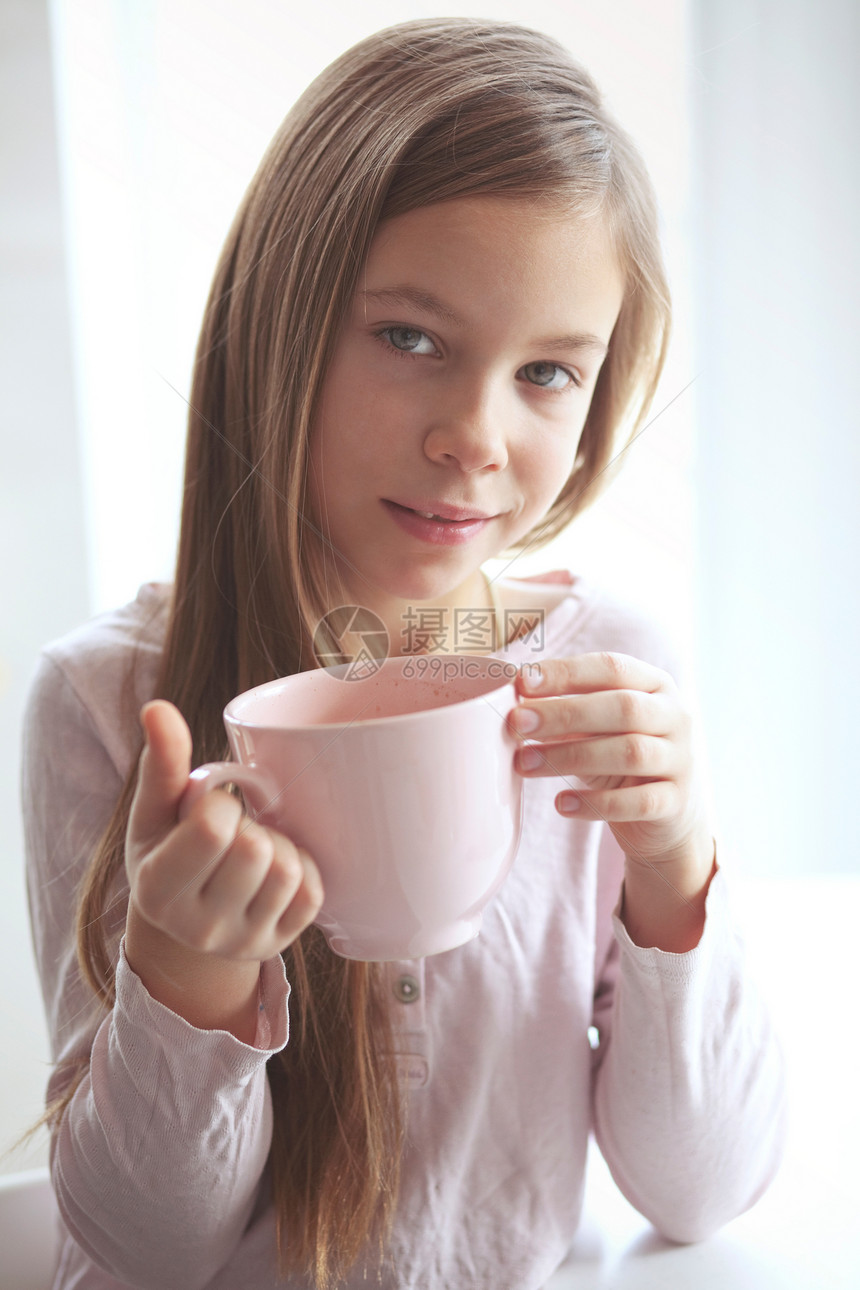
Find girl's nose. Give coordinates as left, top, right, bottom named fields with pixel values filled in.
left=422, top=381, right=510, bottom=472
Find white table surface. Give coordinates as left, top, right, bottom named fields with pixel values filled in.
left=545, top=876, right=859, bottom=1289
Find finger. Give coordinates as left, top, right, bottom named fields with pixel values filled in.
left=509, top=688, right=679, bottom=742
left=203, top=843, right=322, bottom=959
left=244, top=842, right=323, bottom=923
left=555, top=780, right=682, bottom=822
left=133, top=788, right=247, bottom=928
left=199, top=820, right=292, bottom=916
left=516, top=732, right=679, bottom=780
left=129, top=701, right=194, bottom=848
left=274, top=851, right=324, bottom=944
left=516, top=652, right=671, bottom=700
left=273, top=851, right=325, bottom=944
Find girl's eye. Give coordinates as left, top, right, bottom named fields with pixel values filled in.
left=521, top=361, right=579, bottom=391
left=378, top=326, right=437, bottom=355
left=374, top=329, right=581, bottom=388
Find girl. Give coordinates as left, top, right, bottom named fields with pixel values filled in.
left=23, top=17, right=785, bottom=1290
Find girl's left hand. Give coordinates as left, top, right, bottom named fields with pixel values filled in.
left=509, top=652, right=713, bottom=869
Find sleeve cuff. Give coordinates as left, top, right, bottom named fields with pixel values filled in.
left=255, top=953, right=290, bottom=1050
left=610, top=862, right=730, bottom=984
left=116, top=939, right=290, bottom=1074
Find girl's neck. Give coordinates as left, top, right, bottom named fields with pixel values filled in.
left=345, top=568, right=501, bottom=659
left=399, top=570, right=498, bottom=658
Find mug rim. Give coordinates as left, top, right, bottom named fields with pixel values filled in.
left=224, top=653, right=521, bottom=733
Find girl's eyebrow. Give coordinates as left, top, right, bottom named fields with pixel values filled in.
left=361, top=286, right=461, bottom=326
left=359, top=285, right=609, bottom=355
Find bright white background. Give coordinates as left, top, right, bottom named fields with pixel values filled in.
left=2, top=1, right=858, bottom=1283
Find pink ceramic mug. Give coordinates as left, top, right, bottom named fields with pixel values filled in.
left=180, top=654, right=525, bottom=961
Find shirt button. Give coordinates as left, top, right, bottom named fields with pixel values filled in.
left=393, top=974, right=421, bottom=1004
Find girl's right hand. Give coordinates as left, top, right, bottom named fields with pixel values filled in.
left=126, top=700, right=324, bottom=962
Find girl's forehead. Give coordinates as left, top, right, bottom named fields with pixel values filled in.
left=361, top=196, right=625, bottom=335
left=371, top=194, right=611, bottom=251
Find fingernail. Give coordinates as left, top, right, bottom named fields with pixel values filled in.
left=519, top=746, right=542, bottom=771
left=558, top=792, right=581, bottom=814
left=519, top=666, right=543, bottom=691
left=511, top=706, right=540, bottom=734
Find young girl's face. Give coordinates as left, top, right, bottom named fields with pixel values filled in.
left=308, top=195, right=624, bottom=621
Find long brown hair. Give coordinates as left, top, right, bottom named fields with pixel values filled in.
left=61, top=17, right=670, bottom=1287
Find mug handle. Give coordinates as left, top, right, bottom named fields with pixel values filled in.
left=178, top=762, right=283, bottom=824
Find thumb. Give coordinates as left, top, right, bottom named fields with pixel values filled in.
left=129, top=700, right=193, bottom=849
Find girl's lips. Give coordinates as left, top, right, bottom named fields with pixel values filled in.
left=382, top=499, right=493, bottom=546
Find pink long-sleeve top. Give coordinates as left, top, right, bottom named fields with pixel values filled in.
left=22, top=575, right=786, bottom=1289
